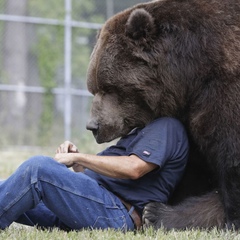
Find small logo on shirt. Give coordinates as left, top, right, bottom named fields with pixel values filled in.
left=143, top=150, right=151, bottom=156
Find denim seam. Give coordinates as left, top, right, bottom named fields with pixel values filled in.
left=38, top=178, right=116, bottom=207
left=0, top=186, right=32, bottom=218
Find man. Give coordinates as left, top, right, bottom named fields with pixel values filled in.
left=0, top=117, right=188, bottom=231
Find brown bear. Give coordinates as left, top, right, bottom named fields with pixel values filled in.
left=86, top=0, right=240, bottom=230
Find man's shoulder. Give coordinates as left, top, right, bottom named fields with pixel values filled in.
left=146, top=117, right=184, bottom=130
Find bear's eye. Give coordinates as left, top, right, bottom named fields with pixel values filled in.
left=135, top=58, right=149, bottom=67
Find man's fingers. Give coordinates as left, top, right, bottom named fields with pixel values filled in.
left=55, top=142, right=69, bottom=153
left=56, top=141, right=78, bottom=154
left=66, top=141, right=78, bottom=153
left=64, top=141, right=72, bottom=153
left=55, top=146, right=62, bottom=154
left=70, top=145, right=78, bottom=152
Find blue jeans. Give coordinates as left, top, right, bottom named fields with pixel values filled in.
left=0, top=156, right=134, bottom=231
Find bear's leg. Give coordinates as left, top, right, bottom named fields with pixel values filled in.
left=143, top=191, right=225, bottom=230
left=221, top=165, right=240, bottom=229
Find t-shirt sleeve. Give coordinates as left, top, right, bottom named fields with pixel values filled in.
left=127, top=117, right=189, bottom=168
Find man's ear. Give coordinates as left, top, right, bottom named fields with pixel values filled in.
left=125, top=8, right=156, bottom=40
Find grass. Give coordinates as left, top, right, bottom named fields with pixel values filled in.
left=0, top=149, right=240, bottom=239
left=1, top=225, right=240, bottom=240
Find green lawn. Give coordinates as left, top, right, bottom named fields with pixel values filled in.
left=2, top=224, right=240, bottom=240
left=0, top=150, right=240, bottom=239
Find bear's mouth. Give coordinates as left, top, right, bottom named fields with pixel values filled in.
left=86, top=127, right=100, bottom=142
left=91, top=129, right=100, bottom=142
left=90, top=127, right=107, bottom=144
left=91, top=127, right=120, bottom=144
left=86, top=120, right=102, bottom=143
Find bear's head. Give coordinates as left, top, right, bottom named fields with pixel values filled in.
left=87, top=7, right=159, bottom=143
left=86, top=3, right=217, bottom=143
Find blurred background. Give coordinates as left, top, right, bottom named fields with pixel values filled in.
left=0, top=0, right=151, bottom=153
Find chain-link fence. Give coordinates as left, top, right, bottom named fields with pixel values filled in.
left=0, top=0, right=150, bottom=149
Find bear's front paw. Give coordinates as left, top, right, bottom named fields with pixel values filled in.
left=143, top=202, right=168, bottom=229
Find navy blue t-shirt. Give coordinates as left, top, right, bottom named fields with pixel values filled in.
left=84, top=117, right=189, bottom=214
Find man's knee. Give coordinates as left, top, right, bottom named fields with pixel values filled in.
left=19, top=155, right=58, bottom=174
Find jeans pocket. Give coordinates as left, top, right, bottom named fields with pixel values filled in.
left=93, top=215, right=127, bottom=231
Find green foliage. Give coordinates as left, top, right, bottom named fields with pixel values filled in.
left=72, top=0, right=106, bottom=23
left=34, top=25, right=64, bottom=146
left=27, top=1, right=105, bottom=146
left=71, top=28, right=97, bottom=88
left=71, top=1, right=105, bottom=88
left=29, top=0, right=105, bottom=87
left=28, top=0, right=65, bottom=19
left=28, top=1, right=65, bottom=146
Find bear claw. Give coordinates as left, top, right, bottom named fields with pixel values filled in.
left=142, top=202, right=166, bottom=229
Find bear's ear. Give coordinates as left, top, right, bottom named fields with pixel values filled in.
left=125, top=8, right=156, bottom=40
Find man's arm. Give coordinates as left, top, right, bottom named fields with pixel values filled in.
left=55, top=141, right=157, bottom=179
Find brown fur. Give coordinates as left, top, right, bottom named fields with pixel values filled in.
left=86, top=0, right=240, bottom=230
left=143, top=191, right=225, bottom=230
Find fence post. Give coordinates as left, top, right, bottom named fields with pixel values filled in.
left=64, top=0, right=72, bottom=140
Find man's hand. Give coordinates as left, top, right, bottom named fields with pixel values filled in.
left=56, top=140, right=79, bottom=154
left=55, top=141, right=84, bottom=172
left=55, top=153, right=75, bottom=168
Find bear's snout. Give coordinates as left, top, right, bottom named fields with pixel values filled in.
left=86, top=119, right=99, bottom=132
